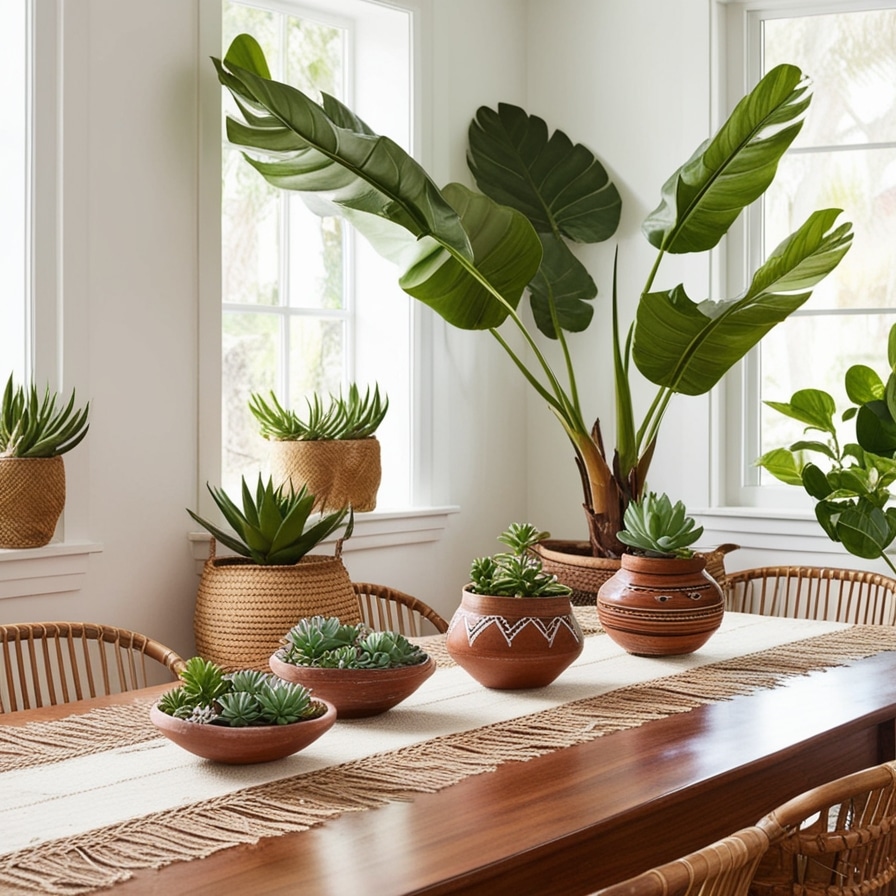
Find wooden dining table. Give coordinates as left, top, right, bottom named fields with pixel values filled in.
left=4, top=611, right=896, bottom=896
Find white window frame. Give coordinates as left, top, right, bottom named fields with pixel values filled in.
left=195, top=0, right=455, bottom=559
left=699, top=0, right=896, bottom=558
left=0, top=1, right=102, bottom=599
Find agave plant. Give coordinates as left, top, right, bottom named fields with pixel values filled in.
left=278, top=615, right=428, bottom=669
left=0, top=374, right=90, bottom=458
left=616, top=492, right=704, bottom=559
left=156, top=656, right=323, bottom=726
left=468, top=522, right=572, bottom=597
left=757, top=322, right=896, bottom=575
left=214, top=35, right=853, bottom=558
left=249, top=383, right=388, bottom=441
left=187, top=475, right=353, bottom=565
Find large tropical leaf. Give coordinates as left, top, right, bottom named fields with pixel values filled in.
left=642, top=64, right=810, bottom=254
left=467, top=102, right=621, bottom=243
left=215, top=35, right=541, bottom=332
left=633, top=209, right=853, bottom=395
left=467, top=102, right=620, bottom=337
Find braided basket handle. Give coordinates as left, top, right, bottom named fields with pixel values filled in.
left=207, top=537, right=217, bottom=560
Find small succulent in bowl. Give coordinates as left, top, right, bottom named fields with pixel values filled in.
left=277, top=616, right=428, bottom=669
left=468, top=522, right=572, bottom=597
left=156, top=656, right=326, bottom=726
left=616, top=492, right=704, bottom=559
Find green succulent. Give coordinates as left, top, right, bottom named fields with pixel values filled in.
left=156, top=656, right=323, bottom=727
left=249, top=383, right=388, bottom=441
left=187, top=474, right=353, bottom=565
left=0, top=374, right=90, bottom=458
left=616, top=492, right=704, bottom=559
left=468, top=522, right=572, bottom=597
left=278, top=616, right=428, bottom=669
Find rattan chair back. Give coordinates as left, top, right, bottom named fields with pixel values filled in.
left=353, top=583, right=448, bottom=636
left=0, top=621, right=186, bottom=713
left=753, top=760, right=896, bottom=895
left=590, top=825, right=770, bottom=896
left=724, top=566, right=896, bottom=625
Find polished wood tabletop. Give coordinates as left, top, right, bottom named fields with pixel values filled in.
left=5, top=648, right=896, bottom=896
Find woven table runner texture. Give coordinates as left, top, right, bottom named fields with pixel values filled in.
left=2, top=612, right=896, bottom=894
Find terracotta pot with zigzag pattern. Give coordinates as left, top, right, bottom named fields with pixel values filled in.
left=445, top=588, right=584, bottom=689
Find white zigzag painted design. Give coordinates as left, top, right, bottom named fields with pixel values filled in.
left=449, top=611, right=581, bottom=647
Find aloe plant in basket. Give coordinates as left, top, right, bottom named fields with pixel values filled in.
left=445, top=523, right=583, bottom=690
left=249, top=383, right=388, bottom=512
left=597, top=493, right=725, bottom=657
left=187, top=475, right=361, bottom=672
left=0, top=374, right=90, bottom=548
left=150, top=656, right=336, bottom=763
left=214, top=35, right=853, bottom=564
left=269, top=616, right=435, bottom=717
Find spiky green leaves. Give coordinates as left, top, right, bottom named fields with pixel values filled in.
left=617, top=492, right=703, bottom=559
left=156, top=656, right=321, bottom=726
left=187, top=475, right=352, bottom=565
left=0, top=374, right=90, bottom=458
left=249, top=384, right=388, bottom=441
left=278, top=616, right=427, bottom=669
left=468, top=522, right=571, bottom=597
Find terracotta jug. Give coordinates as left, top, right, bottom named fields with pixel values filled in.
left=597, top=554, right=724, bottom=657
left=445, top=588, right=584, bottom=689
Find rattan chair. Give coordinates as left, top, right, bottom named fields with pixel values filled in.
left=724, top=565, right=896, bottom=625
left=590, top=825, right=770, bottom=896
left=752, top=760, right=896, bottom=895
left=353, top=582, right=448, bottom=636
left=0, top=621, right=186, bottom=713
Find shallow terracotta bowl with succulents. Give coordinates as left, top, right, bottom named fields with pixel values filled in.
left=149, top=657, right=337, bottom=764
left=150, top=700, right=336, bottom=764
left=269, top=616, right=435, bottom=718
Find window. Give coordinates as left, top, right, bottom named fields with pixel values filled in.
left=218, top=0, right=415, bottom=509
left=1, top=1, right=29, bottom=384
left=723, top=0, right=896, bottom=508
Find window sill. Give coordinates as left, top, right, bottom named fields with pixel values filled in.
left=694, top=507, right=855, bottom=556
left=0, top=541, right=104, bottom=600
left=188, top=505, right=459, bottom=567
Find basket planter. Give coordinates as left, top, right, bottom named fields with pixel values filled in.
left=445, top=588, right=584, bottom=689
left=0, top=456, right=66, bottom=549
left=193, top=541, right=361, bottom=672
left=270, top=653, right=436, bottom=718
left=531, top=539, right=620, bottom=606
left=597, top=554, right=724, bottom=657
left=149, top=699, right=337, bottom=764
left=270, top=437, right=381, bottom=512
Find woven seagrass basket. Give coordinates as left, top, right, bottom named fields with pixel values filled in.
left=193, top=539, right=362, bottom=671
left=270, top=437, right=381, bottom=512
left=0, top=456, right=66, bottom=548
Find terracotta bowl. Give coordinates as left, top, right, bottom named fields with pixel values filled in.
left=269, top=652, right=436, bottom=718
left=149, top=699, right=336, bottom=764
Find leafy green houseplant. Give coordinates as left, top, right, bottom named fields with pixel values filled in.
left=214, top=35, right=853, bottom=561
left=188, top=475, right=363, bottom=672
left=150, top=656, right=336, bottom=764
left=249, top=384, right=388, bottom=513
left=757, top=322, right=896, bottom=575
left=0, top=374, right=90, bottom=548
left=269, top=615, right=435, bottom=717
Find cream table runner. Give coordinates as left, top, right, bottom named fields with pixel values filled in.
left=3, top=610, right=896, bottom=894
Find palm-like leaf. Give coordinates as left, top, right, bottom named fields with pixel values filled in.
left=633, top=209, right=853, bottom=395
left=642, top=64, right=809, bottom=254
left=214, top=35, right=541, bottom=332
